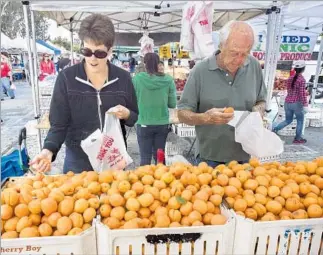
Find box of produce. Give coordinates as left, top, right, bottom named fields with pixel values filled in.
left=213, top=157, right=323, bottom=255
left=1, top=174, right=98, bottom=255
left=95, top=163, right=236, bottom=255
left=274, top=77, right=287, bottom=91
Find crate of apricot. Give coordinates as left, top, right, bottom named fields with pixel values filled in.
left=95, top=163, right=236, bottom=255
left=1, top=173, right=98, bottom=255
left=214, top=157, right=323, bottom=255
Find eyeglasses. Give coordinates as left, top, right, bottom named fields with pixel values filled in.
left=80, top=48, right=108, bottom=59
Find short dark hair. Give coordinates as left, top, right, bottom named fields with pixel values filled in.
left=1, top=52, right=9, bottom=58
left=79, top=14, right=115, bottom=49
left=144, top=53, right=163, bottom=75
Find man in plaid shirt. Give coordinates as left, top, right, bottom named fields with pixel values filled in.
left=273, top=60, right=308, bottom=143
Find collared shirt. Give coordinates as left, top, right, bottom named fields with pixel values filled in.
left=178, top=52, right=267, bottom=162
left=285, top=74, right=308, bottom=106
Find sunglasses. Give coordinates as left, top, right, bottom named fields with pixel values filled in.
left=80, top=48, right=108, bottom=59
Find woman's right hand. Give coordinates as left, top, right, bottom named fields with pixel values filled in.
left=29, top=149, right=53, bottom=173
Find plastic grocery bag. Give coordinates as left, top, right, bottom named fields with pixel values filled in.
left=191, top=1, right=214, bottom=59
left=10, top=83, right=16, bottom=90
left=234, top=112, right=284, bottom=158
left=81, top=129, right=103, bottom=170
left=180, top=3, right=195, bottom=51
left=81, top=108, right=133, bottom=171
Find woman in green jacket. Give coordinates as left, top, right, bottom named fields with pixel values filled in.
left=133, top=53, right=176, bottom=165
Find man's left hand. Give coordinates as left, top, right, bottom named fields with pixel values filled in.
left=111, top=105, right=130, bottom=120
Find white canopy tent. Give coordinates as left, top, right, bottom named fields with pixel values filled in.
left=250, top=2, right=323, bottom=35
left=1, top=33, right=54, bottom=54
left=29, top=1, right=279, bottom=33
left=1, top=33, right=18, bottom=49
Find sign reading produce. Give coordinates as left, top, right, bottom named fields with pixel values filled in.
left=252, top=32, right=318, bottom=61
left=1, top=245, right=41, bottom=254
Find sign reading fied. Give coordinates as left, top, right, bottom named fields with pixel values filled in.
left=252, top=32, right=318, bottom=61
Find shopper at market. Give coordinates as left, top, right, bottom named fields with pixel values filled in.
left=133, top=53, right=176, bottom=165
left=135, top=55, right=145, bottom=74
left=58, top=53, right=71, bottom=71
left=1, top=52, right=15, bottom=100
left=129, top=53, right=136, bottom=74
left=30, top=14, right=139, bottom=173
left=158, top=61, right=165, bottom=73
left=177, top=21, right=267, bottom=167
left=273, top=61, right=308, bottom=144
left=39, top=53, right=56, bottom=81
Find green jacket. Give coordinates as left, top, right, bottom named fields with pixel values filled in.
left=132, top=72, right=176, bottom=125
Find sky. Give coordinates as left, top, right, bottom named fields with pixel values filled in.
left=47, top=19, right=72, bottom=40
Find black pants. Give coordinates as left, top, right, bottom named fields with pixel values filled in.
left=136, top=124, right=169, bottom=166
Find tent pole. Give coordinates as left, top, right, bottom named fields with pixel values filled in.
left=311, top=33, right=323, bottom=107
left=70, top=18, right=74, bottom=65
left=264, top=9, right=273, bottom=88
left=22, top=2, right=37, bottom=119
left=22, top=1, right=42, bottom=153
left=31, top=10, right=40, bottom=117
left=266, top=8, right=284, bottom=111
left=31, top=9, right=42, bottom=152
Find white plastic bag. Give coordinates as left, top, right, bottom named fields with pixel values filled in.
left=191, top=1, right=214, bottom=59
left=234, top=112, right=284, bottom=158
left=180, top=3, right=195, bottom=51
left=81, top=129, right=103, bottom=170
left=102, top=109, right=133, bottom=170
left=81, top=109, right=133, bottom=171
left=138, top=32, right=154, bottom=57
left=10, top=83, right=16, bottom=90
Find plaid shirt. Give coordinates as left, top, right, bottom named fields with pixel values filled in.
left=285, top=74, right=308, bottom=106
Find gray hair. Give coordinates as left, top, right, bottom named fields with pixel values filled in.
left=218, top=20, right=256, bottom=47
left=79, top=14, right=115, bottom=49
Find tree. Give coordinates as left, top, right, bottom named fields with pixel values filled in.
left=1, top=1, right=49, bottom=40
left=50, top=36, right=70, bottom=51
left=50, top=36, right=81, bottom=53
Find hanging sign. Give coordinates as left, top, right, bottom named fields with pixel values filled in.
left=178, top=50, right=190, bottom=58
left=176, top=43, right=190, bottom=59
left=159, top=44, right=171, bottom=59
left=252, top=31, right=318, bottom=61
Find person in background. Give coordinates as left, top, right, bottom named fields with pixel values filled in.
left=133, top=53, right=176, bottom=166
left=1, top=52, right=15, bottom=100
left=135, top=55, right=146, bottom=73
left=39, top=54, right=55, bottom=81
left=189, top=60, right=196, bottom=70
left=58, top=53, right=71, bottom=71
left=177, top=21, right=267, bottom=167
left=30, top=13, right=138, bottom=174
left=158, top=61, right=164, bottom=73
left=73, top=55, right=81, bottom=65
left=129, top=53, right=136, bottom=74
left=273, top=61, right=308, bottom=144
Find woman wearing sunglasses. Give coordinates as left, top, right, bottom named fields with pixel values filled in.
left=30, top=14, right=138, bottom=173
